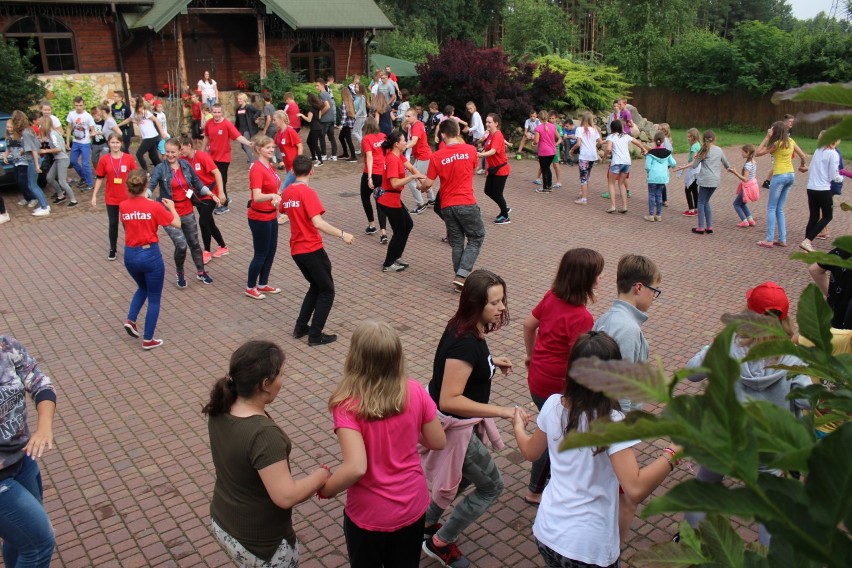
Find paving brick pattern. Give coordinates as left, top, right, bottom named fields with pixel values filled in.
left=0, top=141, right=838, bottom=567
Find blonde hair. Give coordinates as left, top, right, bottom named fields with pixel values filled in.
left=687, top=128, right=700, bottom=143
left=273, top=109, right=289, bottom=125
left=341, top=87, right=356, bottom=117
left=658, top=123, right=671, bottom=137
left=371, top=92, right=389, bottom=115
left=329, top=320, right=407, bottom=420
left=741, top=144, right=755, bottom=176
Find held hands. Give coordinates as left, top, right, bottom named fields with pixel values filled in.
left=798, top=165, right=809, bottom=173
left=161, top=198, right=176, bottom=211
left=493, top=356, right=512, bottom=376
left=512, top=406, right=532, bottom=429
left=24, top=427, right=53, bottom=459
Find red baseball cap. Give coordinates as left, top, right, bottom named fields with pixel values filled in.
left=143, top=93, right=155, bottom=101
left=746, top=281, right=789, bottom=320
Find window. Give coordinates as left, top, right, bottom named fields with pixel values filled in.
left=289, top=39, right=333, bottom=83
left=4, top=16, right=76, bottom=74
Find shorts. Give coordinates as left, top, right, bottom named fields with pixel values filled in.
left=157, top=139, right=166, bottom=155
left=579, top=160, right=595, bottom=184
left=609, top=164, right=630, bottom=175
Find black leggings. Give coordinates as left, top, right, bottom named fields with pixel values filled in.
left=106, top=204, right=120, bottom=252
left=538, top=155, right=554, bottom=189
left=196, top=200, right=226, bottom=251
left=484, top=174, right=509, bottom=217
left=379, top=203, right=413, bottom=267
left=805, top=189, right=833, bottom=240
left=307, top=129, right=323, bottom=162
left=0, top=192, right=5, bottom=215
left=343, top=512, right=425, bottom=568
left=360, top=173, right=386, bottom=229
left=214, top=161, right=230, bottom=200
left=136, top=136, right=161, bottom=170
left=339, top=125, right=355, bottom=158
left=685, top=180, right=698, bottom=210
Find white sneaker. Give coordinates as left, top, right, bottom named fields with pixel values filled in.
left=0, top=213, right=10, bottom=224
left=27, top=200, right=38, bottom=208
left=17, top=199, right=27, bottom=206
left=330, top=155, right=338, bottom=161
left=321, top=155, right=328, bottom=161
left=32, top=207, right=50, bottom=217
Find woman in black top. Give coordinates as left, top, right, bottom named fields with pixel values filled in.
left=422, top=269, right=526, bottom=568
left=234, top=93, right=260, bottom=165
left=300, top=93, right=324, bottom=167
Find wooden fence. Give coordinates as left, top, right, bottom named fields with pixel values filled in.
left=629, top=86, right=843, bottom=138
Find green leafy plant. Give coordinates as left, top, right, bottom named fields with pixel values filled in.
left=563, top=276, right=851, bottom=566
left=0, top=38, right=45, bottom=112
left=532, top=55, right=630, bottom=113
left=771, top=81, right=852, bottom=149
left=242, top=60, right=304, bottom=104
left=47, top=75, right=98, bottom=120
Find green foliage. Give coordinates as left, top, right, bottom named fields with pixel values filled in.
left=501, top=0, right=578, bottom=59
left=0, top=38, right=45, bottom=112
left=732, top=21, right=797, bottom=93
left=563, top=275, right=852, bottom=565
left=374, top=29, right=438, bottom=63
left=48, top=76, right=97, bottom=120
left=376, top=0, right=505, bottom=43
left=696, top=0, right=794, bottom=37
left=241, top=60, right=303, bottom=104
left=772, top=82, right=852, bottom=149
left=532, top=55, right=630, bottom=113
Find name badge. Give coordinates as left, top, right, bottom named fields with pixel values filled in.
left=113, top=178, right=123, bottom=184
left=195, top=163, right=201, bottom=170
left=121, top=165, right=127, bottom=172
left=186, top=189, right=194, bottom=199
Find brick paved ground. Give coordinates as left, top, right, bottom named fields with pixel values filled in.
left=0, top=139, right=844, bottom=567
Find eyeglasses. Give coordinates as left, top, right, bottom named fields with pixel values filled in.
left=644, top=284, right=662, bottom=299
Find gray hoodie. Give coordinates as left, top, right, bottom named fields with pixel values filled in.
left=687, top=338, right=811, bottom=411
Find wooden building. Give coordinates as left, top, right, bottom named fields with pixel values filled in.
left=0, top=0, right=393, bottom=94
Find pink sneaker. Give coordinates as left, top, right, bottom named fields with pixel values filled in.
left=737, top=221, right=750, bottom=228
left=245, top=287, right=266, bottom=300
left=212, top=246, right=230, bottom=258
left=748, top=219, right=756, bottom=226
left=202, top=251, right=212, bottom=264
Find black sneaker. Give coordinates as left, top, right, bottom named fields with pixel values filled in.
left=422, top=538, right=470, bottom=568
left=365, top=226, right=378, bottom=235
left=53, top=195, right=66, bottom=204
left=379, top=234, right=389, bottom=245
left=197, top=271, right=213, bottom=284
left=308, top=333, right=337, bottom=346
left=427, top=199, right=435, bottom=208
left=423, top=523, right=443, bottom=539
left=292, top=325, right=309, bottom=339
left=410, top=203, right=428, bottom=215
left=68, top=201, right=78, bottom=207
left=108, top=250, right=117, bottom=261
left=762, top=179, right=771, bottom=189
left=176, top=271, right=187, bottom=288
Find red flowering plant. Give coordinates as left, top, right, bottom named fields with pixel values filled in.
left=235, top=79, right=249, bottom=91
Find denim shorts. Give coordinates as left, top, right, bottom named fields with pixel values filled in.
left=609, top=163, right=630, bottom=175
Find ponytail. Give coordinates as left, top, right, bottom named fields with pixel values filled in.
left=201, top=376, right=238, bottom=416
left=201, top=340, right=286, bottom=417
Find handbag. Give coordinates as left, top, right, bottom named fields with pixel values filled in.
left=486, top=162, right=507, bottom=175
left=432, top=191, right=442, bottom=218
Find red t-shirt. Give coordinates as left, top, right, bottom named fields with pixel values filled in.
left=191, top=102, right=202, bottom=121
left=119, top=197, right=174, bottom=247
left=280, top=182, right=325, bottom=255
left=95, top=153, right=138, bottom=206
left=527, top=290, right=594, bottom=398
left=275, top=127, right=302, bottom=171
left=285, top=102, right=301, bottom=130
left=361, top=133, right=386, bottom=175
left=426, top=143, right=478, bottom=207
left=378, top=152, right=408, bottom=208
left=204, top=118, right=241, bottom=162
left=247, top=161, right=280, bottom=222
left=185, top=150, right=218, bottom=198
left=409, top=121, right=432, bottom=162
left=484, top=130, right=510, bottom=176
left=168, top=167, right=195, bottom=216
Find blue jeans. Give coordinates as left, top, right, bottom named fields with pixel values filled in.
left=283, top=170, right=296, bottom=190
left=0, top=457, right=55, bottom=568
left=69, top=142, right=93, bottom=186
left=247, top=218, right=278, bottom=288
left=14, top=165, right=34, bottom=202
left=24, top=159, right=48, bottom=209
left=697, top=186, right=716, bottom=229
left=765, top=172, right=794, bottom=243
left=124, top=244, right=166, bottom=340
left=733, top=192, right=752, bottom=221
left=647, top=183, right=665, bottom=215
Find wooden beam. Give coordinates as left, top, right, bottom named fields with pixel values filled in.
left=257, top=14, right=267, bottom=81
left=176, top=16, right=188, bottom=94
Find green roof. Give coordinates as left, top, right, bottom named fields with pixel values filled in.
left=127, top=0, right=393, bottom=32
left=371, top=54, right=418, bottom=77
left=260, top=0, right=393, bottom=30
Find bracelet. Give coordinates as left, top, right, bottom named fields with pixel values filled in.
left=662, top=447, right=680, bottom=467
left=339, top=229, right=345, bottom=239
left=660, top=452, right=675, bottom=471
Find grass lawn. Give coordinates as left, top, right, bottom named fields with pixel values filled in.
left=670, top=128, right=819, bottom=155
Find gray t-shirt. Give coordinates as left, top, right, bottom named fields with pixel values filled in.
left=263, top=103, right=277, bottom=136
left=21, top=129, right=40, bottom=156
left=691, top=145, right=730, bottom=188
left=319, top=91, right=336, bottom=124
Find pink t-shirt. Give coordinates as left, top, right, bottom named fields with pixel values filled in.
left=535, top=123, right=557, bottom=157
left=332, top=379, right=436, bottom=531
left=527, top=290, right=594, bottom=399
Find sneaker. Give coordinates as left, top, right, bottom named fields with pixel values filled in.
left=81, top=185, right=93, bottom=192
left=692, top=228, right=705, bottom=234
left=427, top=199, right=435, bottom=208
left=214, top=204, right=230, bottom=215
left=663, top=201, right=668, bottom=207
left=142, top=338, right=164, bottom=350
left=532, top=179, right=542, bottom=185
left=643, top=215, right=656, bottom=222
left=383, top=262, right=407, bottom=272
left=600, top=192, right=610, bottom=199
left=212, top=246, right=230, bottom=258
left=245, top=287, right=266, bottom=300
left=313, top=160, right=323, bottom=167
left=321, top=155, right=328, bottom=161
left=53, top=195, right=66, bottom=204
left=705, top=227, right=714, bottom=234
left=411, top=203, right=428, bottom=215
left=799, top=240, right=815, bottom=252
left=618, top=208, right=628, bottom=214
left=76, top=180, right=88, bottom=188
left=507, top=207, right=512, bottom=214
left=68, top=201, right=78, bottom=208
left=124, top=320, right=140, bottom=338
left=27, top=200, right=39, bottom=208
left=682, top=210, right=692, bottom=216
left=757, top=240, right=774, bottom=248
left=815, top=233, right=828, bottom=240
left=535, top=187, right=552, bottom=193
left=202, top=251, right=212, bottom=265
left=423, top=523, right=443, bottom=539
left=176, top=271, right=187, bottom=288
left=395, top=258, right=410, bottom=268
left=256, top=285, right=281, bottom=294
left=606, top=207, right=617, bottom=213
left=292, top=325, right=309, bottom=339
left=197, top=272, right=213, bottom=284
left=0, top=213, right=9, bottom=225
left=574, top=197, right=587, bottom=204
left=337, top=155, right=350, bottom=160
left=379, top=234, right=389, bottom=245
left=655, top=215, right=662, bottom=222
left=476, top=168, right=486, bottom=175
left=346, top=158, right=359, bottom=163
left=748, top=219, right=756, bottom=227
left=762, top=179, right=771, bottom=189
left=308, top=333, right=337, bottom=346
left=330, top=155, right=337, bottom=161
left=17, top=199, right=27, bottom=206
left=423, top=538, right=470, bottom=568
left=627, top=191, right=632, bottom=198
left=515, top=154, right=522, bottom=160
left=494, top=215, right=511, bottom=224
left=737, top=220, right=750, bottom=228
left=32, top=207, right=51, bottom=217
left=108, top=250, right=117, bottom=261
left=553, top=183, right=562, bottom=188
left=365, top=226, right=377, bottom=235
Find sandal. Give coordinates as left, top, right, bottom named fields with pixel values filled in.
left=774, top=241, right=788, bottom=247
left=606, top=207, right=617, bottom=213
left=756, top=241, right=774, bottom=248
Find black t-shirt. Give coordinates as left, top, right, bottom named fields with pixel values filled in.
left=93, top=119, right=106, bottom=145
left=820, top=248, right=852, bottom=329
left=429, top=324, right=495, bottom=418
left=112, top=103, right=131, bottom=133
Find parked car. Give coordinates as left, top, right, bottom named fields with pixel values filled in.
left=0, top=112, right=16, bottom=187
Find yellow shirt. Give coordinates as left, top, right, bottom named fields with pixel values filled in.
left=772, top=138, right=796, bottom=175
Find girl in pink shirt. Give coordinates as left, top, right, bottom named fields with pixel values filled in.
left=320, top=320, right=446, bottom=567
